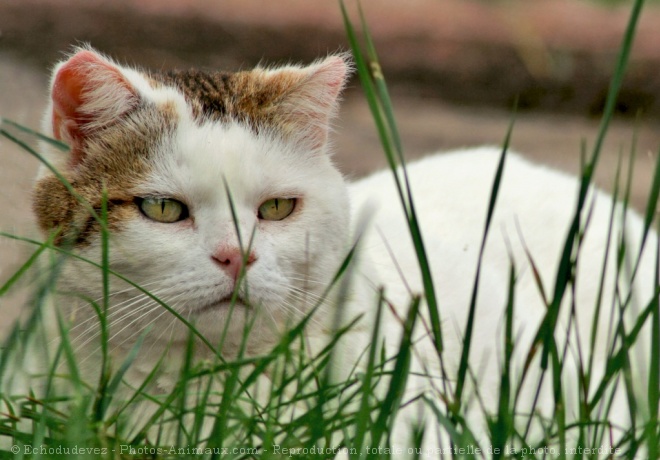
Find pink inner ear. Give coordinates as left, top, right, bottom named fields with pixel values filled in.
left=52, top=55, right=88, bottom=144
left=51, top=50, right=136, bottom=164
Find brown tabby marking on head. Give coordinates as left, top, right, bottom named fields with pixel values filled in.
left=33, top=105, right=176, bottom=246
left=152, top=68, right=307, bottom=132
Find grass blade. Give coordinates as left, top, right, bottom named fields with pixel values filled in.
left=647, top=233, right=659, bottom=459
left=370, top=296, right=420, bottom=454
left=340, top=0, right=444, bottom=359
left=453, top=115, right=512, bottom=411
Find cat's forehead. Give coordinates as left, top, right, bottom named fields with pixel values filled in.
left=152, top=68, right=294, bottom=129
left=156, top=118, right=310, bottom=202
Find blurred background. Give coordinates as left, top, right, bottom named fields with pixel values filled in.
left=1, top=0, right=660, bottom=331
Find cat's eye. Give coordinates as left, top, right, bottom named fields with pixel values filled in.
left=258, top=198, right=296, bottom=221
left=137, top=197, right=189, bottom=223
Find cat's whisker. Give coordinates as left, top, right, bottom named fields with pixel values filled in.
left=79, top=289, right=189, bottom=367
left=272, top=295, right=325, bottom=329
left=46, top=290, right=144, bottom=347
left=284, top=275, right=333, bottom=287
left=286, top=285, right=336, bottom=308
left=73, top=299, right=161, bottom=353
left=108, top=306, right=172, bottom=359
left=109, top=289, right=191, bottom=356
left=69, top=284, right=168, bottom=340
left=87, top=279, right=163, bottom=304
left=66, top=294, right=149, bottom=339
left=283, top=292, right=324, bottom=315
left=70, top=302, right=146, bottom=350
left=142, top=301, right=187, bottom=358
left=102, top=303, right=170, bottom=356
left=72, top=284, right=181, bottom=350
left=65, top=283, right=178, bottom=338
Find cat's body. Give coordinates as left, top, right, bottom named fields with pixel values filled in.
left=19, top=48, right=657, bottom=454
left=351, top=147, right=654, bottom=449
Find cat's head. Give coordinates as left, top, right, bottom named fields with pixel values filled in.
left=33, top=47, right=353, bottom=356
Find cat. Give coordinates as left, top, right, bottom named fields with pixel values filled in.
left=23, top=46, right=657, bottom=455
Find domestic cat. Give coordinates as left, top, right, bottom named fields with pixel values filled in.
left=24, top=47, right=657, bottom=455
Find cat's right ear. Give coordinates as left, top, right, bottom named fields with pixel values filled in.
left=260, top=53, right=353, bottom=153
left=50, top=49, right=139, bottom=166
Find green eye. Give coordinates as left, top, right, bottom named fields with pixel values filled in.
left=258, top=198, right=296, bottom=221
left=137, top=197, right=188, bottom=223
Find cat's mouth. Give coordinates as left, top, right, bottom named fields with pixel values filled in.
left=197, top=294, right=249, bottom=313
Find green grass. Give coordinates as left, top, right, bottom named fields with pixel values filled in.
left=1, top=0, right=659, bottom=458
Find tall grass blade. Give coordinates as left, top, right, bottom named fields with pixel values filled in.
left=340, top=0, right=444, bottom=356
left=640, top=147, right=660, bottom=249
left=0, top=241, right=49, bottom=297
left=533, top=0, right=645, bottom=373
left=97, top=328, right=149, bottom=422
left=353, top=289, right=385, bottom=455
left=370, top=296, right=420, bottom=455
left=590, top=0, right=645, bottom=167
left=491, top=264, right=516, bottom=459
left=453, top=114, right=512, bottom=410
left=1, top=118, right=69, bottom=151
left=647, top=233, right=659, bottom=459
left=0, top=127, right=103, bottom=227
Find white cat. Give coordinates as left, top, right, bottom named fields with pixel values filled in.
left=22, top=47, right=657, bottom=456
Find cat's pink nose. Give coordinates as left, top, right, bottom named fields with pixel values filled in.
left=212, top=246, right=257, bottom=281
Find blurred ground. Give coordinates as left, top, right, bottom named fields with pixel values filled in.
left=1, top=0, right=659, bottom=334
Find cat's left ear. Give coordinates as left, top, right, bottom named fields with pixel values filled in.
left=268, top=54, right=351, bottom=152
left=49, top=48, right=140, bottom=166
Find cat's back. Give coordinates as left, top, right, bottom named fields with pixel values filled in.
left=349, top=146, right=587, bottom=293
left=349, top=145, right=653, bottom=368
left=350, top=145, right=581, bottom=230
